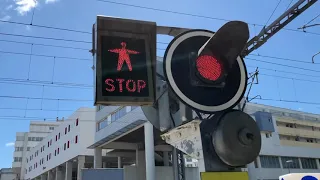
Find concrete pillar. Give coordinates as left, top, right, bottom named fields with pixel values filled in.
left=298, top=158, right=303, bottom=169
left=102, top=162, right=107, bottom=168
left=316, top=157, right=320, bottom=169
left=48, top=170, right=53, bottom=180
left=65, top=161, right=72, bottom=180
left=55, top=166, right=63, bottom=180
left=118, top=157, right=122, bottom=168
left=40, top=174, right=46, bottom=180
left=163, top=151, right=169, bottom=166
left=94, top=147, right=102, bottom=168
left=135, top=147, right=139, bottom=167
left=144, top=121, right=155, bottom=180
left=77, top=156, right=85, bottom=180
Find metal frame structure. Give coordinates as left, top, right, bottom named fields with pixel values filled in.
left=242, top=0, right=318, bottom=57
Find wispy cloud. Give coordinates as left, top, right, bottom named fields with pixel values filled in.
left=0, top=15, right=11, bottom=21
left=6, top=4, right=14, bottom=10
left=15, top=0, right=38, bottom=15
left=5, top=142, right=15, bottom=147
left=45, top=0, right=59, bottom=4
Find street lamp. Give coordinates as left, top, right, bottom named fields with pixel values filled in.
left=285, top=160, right=293, bottom=173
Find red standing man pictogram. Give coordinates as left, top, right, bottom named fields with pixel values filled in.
left=108, top=42, right=140, bottom=71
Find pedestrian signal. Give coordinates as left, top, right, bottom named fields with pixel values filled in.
left=93, top=16, right=157, bottom=106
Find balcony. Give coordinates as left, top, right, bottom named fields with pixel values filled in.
left=276, top=117, right=320, bottom=128
left=277, top=126, right=320, bottom=139
left=280, top=140, right=320, bottom=148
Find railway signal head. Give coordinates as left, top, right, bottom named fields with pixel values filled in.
left=164, top=21, right=250, bottom=113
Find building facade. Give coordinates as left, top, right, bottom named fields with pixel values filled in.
left=244, top=102, right=320, bottom=180
left=12, top=120, right=63, bottom=180
left=0, top=168, right=17, bottom=180
left=91, top=102, right=320, bottom=180
left=24, top=107, right=96, bottom=180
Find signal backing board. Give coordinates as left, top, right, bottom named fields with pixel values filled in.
left=93, top=16, right=157, bottom=106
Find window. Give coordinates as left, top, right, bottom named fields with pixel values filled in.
left=28, top=137, right=32, bottom=141
left=281, top=157, right=300, bottom=169
left=68, top=125, right=70, bottom=132
left=49, top=153, right=51, bottom=160
left=75, top=135, right=78, bottom=144
left=306, top=139, right=314, bottom=143
left=65, top=127, right=67, bottom=134
left=254, top=159, right=259, bottom=168
left=76, top=118, right=79, bottom=126
left=48, top=141, right=49, bottom=147
left=15, top=147, right=23, bottom=151
left=97, top=105, right=104, bottom=111
left=50, top=139, right=52, bottom=145
left=59, top=133, right=61, bottom=139
left=58, top=148, right=60, bottom=154
left=27, top=147, right=30, bottom=151
left=260, top=155, right=281, bottom=168
left=301, top=158, right=317, bottom=169
left=55, top=150, right=57, bottom=156
left=64, top=143, right=66, bottom=150
left=14, top=157, right=22, bottom=162
left=49, top=127, right=54, bottom=130
left=47, top=155, right=48, bottom=161
left=56, top=135, right=58, bottom=141
left=67, top=141, right=70, bottom=148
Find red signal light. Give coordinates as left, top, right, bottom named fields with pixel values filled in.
left=196, top=55, right=223, bottom=81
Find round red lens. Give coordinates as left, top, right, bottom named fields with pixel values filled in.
left=196, top=55, right=222, bottom=81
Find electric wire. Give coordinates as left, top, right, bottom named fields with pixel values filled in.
left=265, top=0, right=282, bottom=25
left=0, top=32, right=91, bottom=44
left=246, top=58, right=320, bottom=73
left=96, top=0, right=320, bottom=36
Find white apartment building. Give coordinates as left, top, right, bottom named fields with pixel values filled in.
left=0, top=168, right=17, bottom=180
left=89, top=101, right=320, bottom=180
left=244, top=103, right=320, bottom=180
left=24, top=107, right=96, bottom=180
left=13, top=120, right=63, bottom=180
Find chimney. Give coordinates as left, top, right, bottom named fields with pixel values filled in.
left=56, top=117, right=58, bottom=121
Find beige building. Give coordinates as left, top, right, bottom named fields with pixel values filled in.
left=244, top=102, right=320, bottom=180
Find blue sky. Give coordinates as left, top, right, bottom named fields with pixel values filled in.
left=0, top=0, right=320, bottom=168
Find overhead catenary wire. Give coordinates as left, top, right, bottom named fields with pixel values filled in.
left=0, top=19, right=91, bottom=34
left=96, top=0, right=320, bottom=36
left=0, top=39, right=89, bottom=51
left=0, top=32, right=91, bottom=44
left=0, top=78, right=93, bottom=89
left=246, top=58, right=320, bottom=73
left=0, top=95, right=92, bottom=102
left=0, top=50, right=91, bottom=61
left=265, top=0, right=282, bottom=25
left=0, top=1, right=319, bottom=37
left=248, top=97, right=320, bottom=106
left=246, top=65, right=320, bottom=78
left=249, top=53, right=319, bottom=64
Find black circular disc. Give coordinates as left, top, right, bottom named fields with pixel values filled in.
left=163, top=30, right=248, bottom=113
left=212, top=110, right=262, bottom=166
